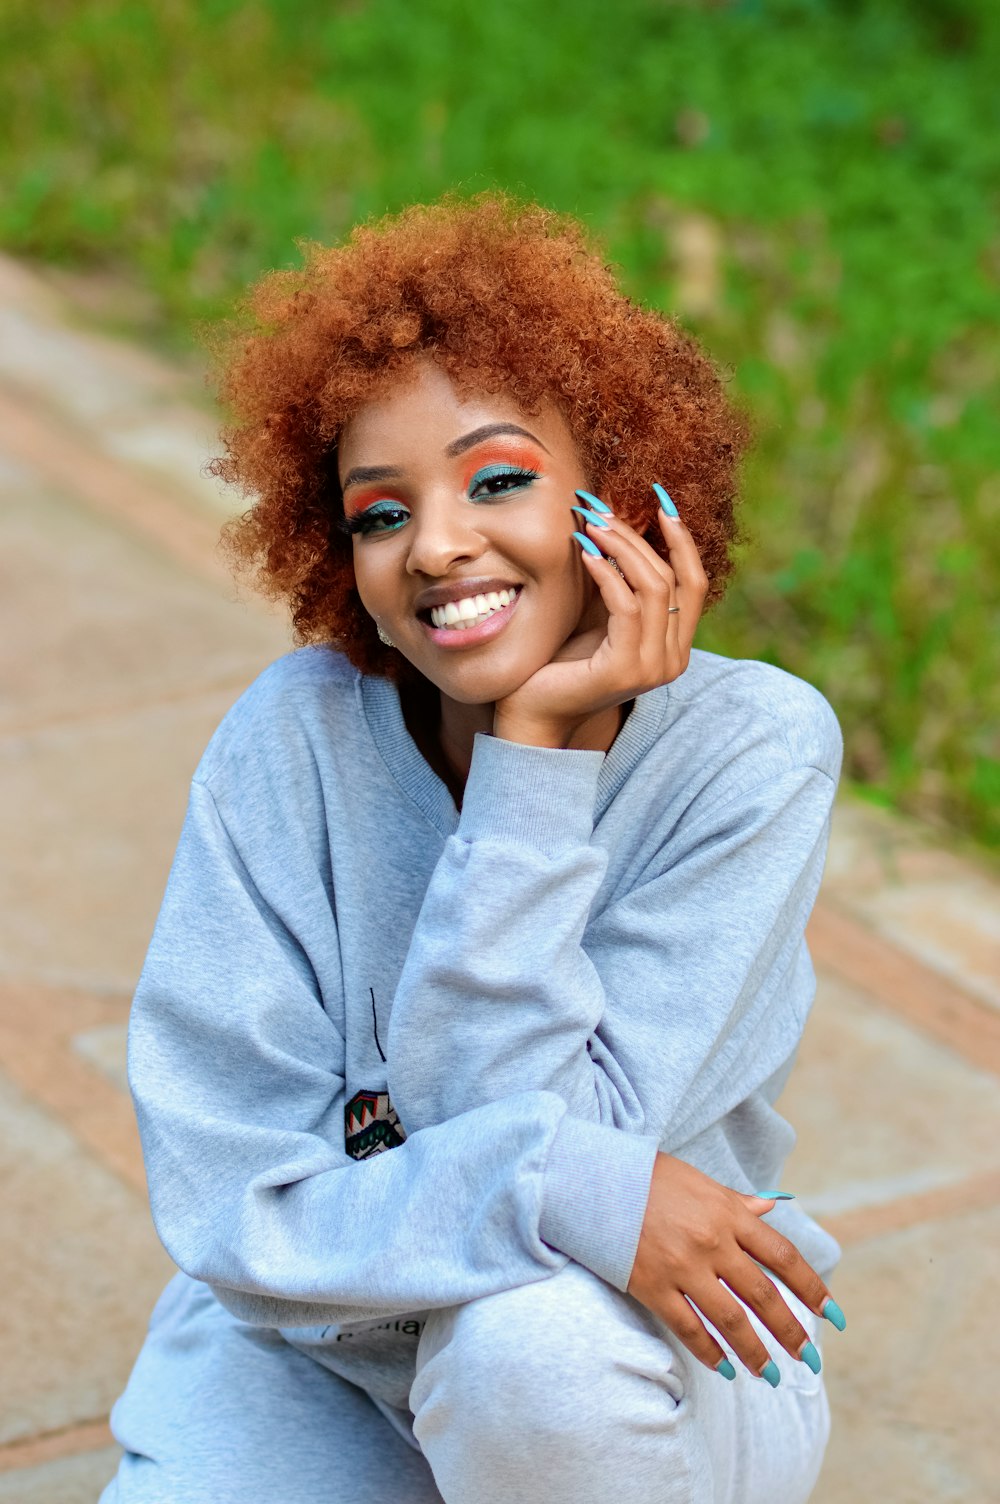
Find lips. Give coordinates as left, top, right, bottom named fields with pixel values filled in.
left=419, top=584, right=523, bottom=648
left=414, top=579, right=523, bottom=615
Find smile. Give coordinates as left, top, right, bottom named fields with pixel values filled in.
left=419, top=586, right=522, bottom=648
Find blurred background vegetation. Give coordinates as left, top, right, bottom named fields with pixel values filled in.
left=2, top=0, right=998, bottom=850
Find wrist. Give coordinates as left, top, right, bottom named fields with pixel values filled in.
left=491, top=715, right=577, bottom=749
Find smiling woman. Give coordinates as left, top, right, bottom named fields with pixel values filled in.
left=102, top=193, right=848, bottom=1504
left=207, top=193, right=748, bottom=680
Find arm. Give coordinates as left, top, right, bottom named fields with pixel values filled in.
left=129, top=776, right=593, bottom=1329
left=386, top=717, right=840, bottom=1287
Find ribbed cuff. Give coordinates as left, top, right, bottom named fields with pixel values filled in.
left=456, top=732, right=605, bottom=854
left=539, top=1114, right=660, bottom=1292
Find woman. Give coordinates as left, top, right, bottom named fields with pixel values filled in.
left=101, top=194, right=847, bottom=1504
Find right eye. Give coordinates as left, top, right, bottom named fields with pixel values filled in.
left=339, top=503, right=410, bottom=538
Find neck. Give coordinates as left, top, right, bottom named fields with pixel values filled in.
left=400, top=676, right=633, bottom=806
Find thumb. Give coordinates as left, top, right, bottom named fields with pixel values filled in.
left=744, top=1190, right=796, bottom=1213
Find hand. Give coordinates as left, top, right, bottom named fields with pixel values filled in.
left=627, top=1153, right=841, bottom=1382
left=492, top=486, right=708, bottom=744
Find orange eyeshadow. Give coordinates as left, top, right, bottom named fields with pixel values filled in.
left=459, top=439, right=546, bottom=489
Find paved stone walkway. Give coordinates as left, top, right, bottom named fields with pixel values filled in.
left=1, top=256, right=997, bottom=1503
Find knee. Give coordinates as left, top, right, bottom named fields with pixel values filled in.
left=411, top=1262, right=680, bottom=1453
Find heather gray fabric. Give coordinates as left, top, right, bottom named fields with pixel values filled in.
left=101, top=1262, right=829, bottom=1503
left=105, top=643, right=843, bottom=1499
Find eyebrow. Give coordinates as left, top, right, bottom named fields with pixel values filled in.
left=341, top=423, right=550, bottom=492
left=341, top=464, right=404, bottom=490
left=445, top=422, right=551, bottom=459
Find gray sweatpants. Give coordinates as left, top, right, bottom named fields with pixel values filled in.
left=99, top=1259, right=831, bottom=1503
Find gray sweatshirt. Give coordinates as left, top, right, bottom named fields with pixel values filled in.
left=128, top=644, right=843, bottom=1418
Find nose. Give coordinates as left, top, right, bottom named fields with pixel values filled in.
left=403, top=490, right=490, bottom=578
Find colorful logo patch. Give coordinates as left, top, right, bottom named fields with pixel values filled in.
left=345, top=1088, right=407, bottom=1160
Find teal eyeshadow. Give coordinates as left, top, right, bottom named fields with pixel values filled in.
left=357, top=502, right=407, bottom=532
left=468, top=463, right=539, bottom=495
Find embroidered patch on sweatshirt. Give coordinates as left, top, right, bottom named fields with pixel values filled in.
left=345, top=1089, right=406, bottom=1159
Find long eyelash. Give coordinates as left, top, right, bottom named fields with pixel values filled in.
left=471, top=465, right=541, bottom=495
left=336, top=507, right=406, bottom=537
left=336, top=466, right=537, bottom=538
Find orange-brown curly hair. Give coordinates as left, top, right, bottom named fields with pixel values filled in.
left=207, top=191, right=751, bottom=685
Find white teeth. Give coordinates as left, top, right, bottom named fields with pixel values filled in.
left=429, top=586, right=520, bottom=630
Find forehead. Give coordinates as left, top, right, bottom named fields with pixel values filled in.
left=337, top=359, right=574, bottom=469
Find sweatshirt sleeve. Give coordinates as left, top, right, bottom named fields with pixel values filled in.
left=386, top=719, right=841, bottom=1294
left=128, top=776, right=576, bottom=1329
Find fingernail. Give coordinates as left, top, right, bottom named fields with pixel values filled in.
left=575, top=489, right=612, bottom=514
left=798, top=1341, right=822, bottom=1374
left=653, top=482, right=679, bottom=518
left=572, top=530, right=603, bottom=557
left=716, top=1358, right=736, bottom=1381
left=753, top=1190, right=796, bottom=1200
left=822, top=1298, right=847, bottom=1332
left=570, top=504, right=611, bottom=529
left=759, top=1360, right=781, bottom=1388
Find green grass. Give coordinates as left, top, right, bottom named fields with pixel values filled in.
left=3, top=0, right=998, bottom=849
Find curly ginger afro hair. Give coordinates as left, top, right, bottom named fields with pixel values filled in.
left=208, top=192, right=751, bottom=684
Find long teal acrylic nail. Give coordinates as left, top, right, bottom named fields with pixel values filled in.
left=753, top=1190, right=796, bottom=1200
left=759, top=1360, right=781, bottom=1388
left=572, top=530, right=603, bottom=557
left=716, top=1358, right=736, bottom=1381
left=822, top=1298, right=847, bottom=1332
left=653, top=482, right=679, bottom=518
left=570, top=504, right=611, bottom=529
left=575, top=489, right=612, bottom=514
left=799, top=1341, right=822, bottom=1375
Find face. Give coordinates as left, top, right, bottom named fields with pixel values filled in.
left=338, top=359, right=606, bottom=709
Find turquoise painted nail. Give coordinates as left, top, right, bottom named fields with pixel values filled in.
left=759, top=1360, right=781, bottom=1388
left=753, top=1190, right=796, bottom=1200
left=575, top=488, right=613, bottom=514
left=716, top=1358, right=736, bottom=1381
left=799, top=1341, right=822, bottom=1375
left=822, top=1298, right=847, bottom=1332
left=653, top=482, right=679, bottom=518
left=570, top=504, right=611, bottom=529
left=572, top=530, right=603, bottom=557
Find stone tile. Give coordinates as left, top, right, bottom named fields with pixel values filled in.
left=779, top=971, right=1000, bottom=1215
left=0, top=1447, right=122, bottom=1503
left=0, top=1069, right=175, bottom=1448
left=0, top=691, right=255, bottom=991
left=811, top=1204, right=1000, bottom=1503
left=824, top=797, right=1000, bottom=1015
left=0, top=253, right=233, bottom=520
left=0, top=472, right=286, bottom=734
left=72, top=1023, right=129, bottom=1094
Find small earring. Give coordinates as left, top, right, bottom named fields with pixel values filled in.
left=376, top=623, right=395, bottom=648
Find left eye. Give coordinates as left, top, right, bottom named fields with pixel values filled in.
left=468, top=465, right=540, bottom=500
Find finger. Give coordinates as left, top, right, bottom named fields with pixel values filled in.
left=722, top=1258, right=818, bottom=1370
left=573, top=531, right=646, bottom=667
left=658, top=1292, right=741, bottom=1382
left=651, top=485, right=709, bottom=657
left=574, top=491, right=676, bottom=588
left=739, top=1222, right=837, bottom=1330
left=572, top=510, right=675, bottom=665
left=573, top=529, right=667, bottom=685
left=741, top=1191, right=795, bottom=1215
left=683, top=1283, right=780, bottom=1385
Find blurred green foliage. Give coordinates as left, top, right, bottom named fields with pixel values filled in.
left=2, top=0, right=998, bottom=848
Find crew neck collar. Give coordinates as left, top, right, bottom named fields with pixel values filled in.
left=358, top=670, right=671, bottom=837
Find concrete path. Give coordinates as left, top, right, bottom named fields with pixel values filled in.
left=1, top=256, right=997, bottom=1503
